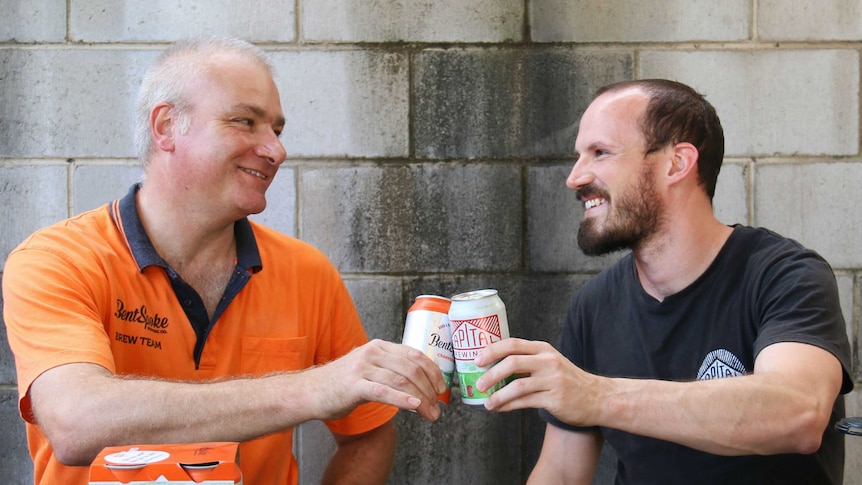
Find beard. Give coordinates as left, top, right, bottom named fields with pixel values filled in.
left=577, top=164, right=663, bottom=256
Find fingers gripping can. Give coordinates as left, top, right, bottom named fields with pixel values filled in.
left=448, top=289, right=510, bottom=406
left=401, top=295, right=455, bottom=404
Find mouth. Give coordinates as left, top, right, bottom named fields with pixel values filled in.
left=583, top=197, right=607, bottom=211
left=240, top=168, right=269, bottom=180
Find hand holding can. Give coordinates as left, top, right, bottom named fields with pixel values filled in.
left=401, top=295, right=456, bottom=405
left=448, top=289, right=512, bottom=407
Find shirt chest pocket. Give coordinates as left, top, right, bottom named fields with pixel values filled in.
left=241, top=336, right=309, bottom=374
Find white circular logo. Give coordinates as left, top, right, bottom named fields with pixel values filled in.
left=104, top=448, right=170, bottom=465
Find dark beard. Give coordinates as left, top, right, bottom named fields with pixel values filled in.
left=577, top=166, right=662, bottom=256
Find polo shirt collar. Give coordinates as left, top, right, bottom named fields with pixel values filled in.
left=115, top=183, right=263, bottom=273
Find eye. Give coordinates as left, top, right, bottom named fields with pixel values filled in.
left=233, top=118, right=253, bottom=127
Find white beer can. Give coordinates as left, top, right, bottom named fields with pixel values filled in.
left=448, top=289, right=511, bottom=406
left=401, top=295, right=455, bottom=404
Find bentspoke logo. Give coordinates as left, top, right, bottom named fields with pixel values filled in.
left=114, top=299, right=170, bottom=334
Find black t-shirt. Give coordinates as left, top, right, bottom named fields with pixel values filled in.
left=541, top=225, right=853, bottom=485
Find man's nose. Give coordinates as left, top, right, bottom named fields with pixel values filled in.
left=566, top=160, right=592, bottom=190
left=257, top=133, right=287, bottom=165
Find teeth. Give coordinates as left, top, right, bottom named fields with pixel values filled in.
left=584, top=197, right=606, bottom=210
left=241, top=168, right=267, bottom=180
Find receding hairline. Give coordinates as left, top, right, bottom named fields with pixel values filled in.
left=158, top=36, right=273, bottom=69
left=593, top=84, right=651, bottom=107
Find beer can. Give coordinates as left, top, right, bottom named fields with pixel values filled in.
left=448, top=289, right=511, bottom=406
left=401, top=295, right=455, bottom=405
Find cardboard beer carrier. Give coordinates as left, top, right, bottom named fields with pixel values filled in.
left=89, top=442, right=242, bottom=484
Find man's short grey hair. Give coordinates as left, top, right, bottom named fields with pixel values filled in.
left=134, top=36, right=275, bottom=167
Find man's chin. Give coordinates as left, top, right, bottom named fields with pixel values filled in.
left=578, top=228, right=631, bottom=256
left=243, top=197, right=268, bottom=216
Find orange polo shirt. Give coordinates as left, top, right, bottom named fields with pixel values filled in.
left=3, top=184, right=397, bottom=485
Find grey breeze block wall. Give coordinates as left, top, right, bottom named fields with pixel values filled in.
left=2, top=1, right=862, bottom=484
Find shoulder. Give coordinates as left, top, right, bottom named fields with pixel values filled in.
left=7, top=206, right=115, bottom=268
left=729, top=225, right=833, bottom=275
left=731, top=225, right=816, bottom=257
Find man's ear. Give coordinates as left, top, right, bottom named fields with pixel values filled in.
left=150, top=102, right=177, bottom=152
left=666, top=142, right=699, bottom=185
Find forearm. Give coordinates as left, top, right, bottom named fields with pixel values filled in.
left=33, top=340, right=444, bottom=466
left=321, top=422, right=397, bottom=485
left=597, top=373, right=832, bottom=455
left=527, top=426, right=602, bottom=485
left=32, top=364, right=318, bottom=465
left=480, top=340, right=844, bottom=457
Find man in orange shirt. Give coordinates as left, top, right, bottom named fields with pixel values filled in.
left=3, top=36, right=444, bottom=485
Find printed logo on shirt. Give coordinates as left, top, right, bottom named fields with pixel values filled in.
left=114, top=299, right=170, bottom=334
left=696, top=349, right=747, bottom=381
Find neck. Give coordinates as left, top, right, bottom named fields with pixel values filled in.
left=135, top=183, right=238, bottom=271
left=633, top=209, right=733, bottom=302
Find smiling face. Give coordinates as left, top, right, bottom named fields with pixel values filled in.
left=568, top=88, right=665, bottom=255
left=170, top=52, right=286, bottom=220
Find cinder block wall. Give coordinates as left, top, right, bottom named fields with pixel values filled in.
left=2, top=1, right=861, bottom=484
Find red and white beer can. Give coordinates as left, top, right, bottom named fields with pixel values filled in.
left=401, top=295, right=455, bottom=404
left=448, top=289, right=511, bottom=406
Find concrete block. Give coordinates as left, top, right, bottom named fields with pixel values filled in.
left=0, top=49, right=159, bottom=158
left=248, top=166, right=297, bottom=238
left=269, top=51, right=409, bottom=158
left=531, top=0, right=749, bottom=43
left=0, top=387, right=32, bottom=485
left=69, top=0, right=295, bottom=42
left=0, top=303, right=16, bottom=385
left=343, top=277, right=404, bottom=342
left=295, top=420, right=336, bottom=485
left=72, top=163, right=143, bottom=214
left=0, top=0, right=66, bottom=42
left=753, top=161, right=862, bottom=269
left=299, top=164, right=522, bottom=273
left=639, top=50, right=859, bottom=157
left=414, top=49, right=633, bottom=159
left=527, top=163, right=625, bottom=273
left=836, top=273, right=855, bottom=369
left=858, top=274, right=862, bottom=371
left=391, top=405, right=522, bottom=484
left=0, top=164, right=68, bottom=270
left=759, top=0, right=862, bottom=41
left=713, top=161, right=749, bottom=226
left=302, top=0, right=523, bottom=42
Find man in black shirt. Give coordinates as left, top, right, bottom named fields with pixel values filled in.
left=475, top=79, right=853, bottom=484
